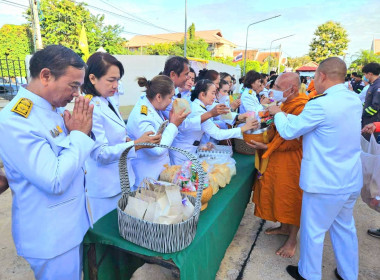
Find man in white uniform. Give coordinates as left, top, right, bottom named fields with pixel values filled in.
left=269, top=57, right=362, bottom=280
left=0, top=45, right=95, bottom=279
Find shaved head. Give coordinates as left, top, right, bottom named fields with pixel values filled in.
left=277, top=72, right=301, bottom=89
left=272, top=72, right=300, bottom=102
left=317, top=57, right=347, bottom=82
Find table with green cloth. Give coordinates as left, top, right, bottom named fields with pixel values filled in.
left=83, top=153, right=255, bottom=280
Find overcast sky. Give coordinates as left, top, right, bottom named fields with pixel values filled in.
left=1, top=0, right=380, bottom=64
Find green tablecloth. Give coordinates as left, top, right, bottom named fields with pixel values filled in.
left=83, top=153, right=255, bottom=280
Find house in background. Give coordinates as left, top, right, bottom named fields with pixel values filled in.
left=295, top=62, right=319, bottom=77
left=233, top=50, right=287, bottom=70
left=126, top=30, right=237, bottom=58
left=371, top=39, right=380, bottom=55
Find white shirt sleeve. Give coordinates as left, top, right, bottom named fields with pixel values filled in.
left=274, top=100, right=325, bottom=140
left=201, top=118, right=242, bottom=140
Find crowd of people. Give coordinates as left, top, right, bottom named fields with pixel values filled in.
left=0, top=44, right=379, bottom=280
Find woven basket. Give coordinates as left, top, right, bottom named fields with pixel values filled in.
left=233, top=138, right=256, bottom=155
left=117, top=143, right=205, bottom=253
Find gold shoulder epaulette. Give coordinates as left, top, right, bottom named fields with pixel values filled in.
left=141, top=105, right=148, bottom=116
left=248, top=89, right=253, bottom=95
left=84, top=94, right=93, bottom=101
left=11, top=98, right=33, bottom=118
left=309, top=93, right=327, bottom=101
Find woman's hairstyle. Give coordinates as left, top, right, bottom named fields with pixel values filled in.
left=190, top=79, right=215, bottom=101
left=219, top=79, right=229, bottom=90
left=189, top=67, right=196, bottom=78
left=220, top=72, right=232, bottom=81
left=137, top=75, right=174, bottom=100
left=82, top=52, right=124, bottom=96
left=197, top=69, right=219, bottom=82
left=243, top=70, right=262, bottom=88
left=269, top=75, right=278, bottom=89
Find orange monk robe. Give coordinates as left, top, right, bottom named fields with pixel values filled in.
left=252, top=93, right=309, bottom=227
left=306, top=79, right=318, bottom=98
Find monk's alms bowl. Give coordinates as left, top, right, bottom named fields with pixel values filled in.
left=243, top=125, right=275, bottom=144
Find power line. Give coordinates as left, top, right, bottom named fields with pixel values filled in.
left=0, top=0, right=28, bottom=9
left=97, top=0, right=178, bottom=33
left=70, top=0, right=178, bottom=34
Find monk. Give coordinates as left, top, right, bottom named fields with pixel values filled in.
left=247, top=72, right=308, bottom=258
left=306, top=79, right=317, bottom=98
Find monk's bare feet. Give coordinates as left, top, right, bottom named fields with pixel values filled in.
left=265, top=225, right=290, bottom=236
left=276, top=237, right=297, bottom=258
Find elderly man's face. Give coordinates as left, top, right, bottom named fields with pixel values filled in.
left=273, top=77, right=293, bottom=98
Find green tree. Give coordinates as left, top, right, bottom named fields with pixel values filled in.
left=286, top=55, right=312, bottom=70
left=0, top=24, right=33, bottom=76
left=25, top=0, right=128, bottom=57
left=349, top=50, right=380, bottom=72
left=309, top=21, right=349, bottom=63
left=188, top=23, right=195, bottom=40
left=144, top=42, right=182, bottom=56
left=179, top=38, right=211, bottom=59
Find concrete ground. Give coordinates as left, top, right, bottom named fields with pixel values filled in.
left=1, top=184, right=379, bottom=280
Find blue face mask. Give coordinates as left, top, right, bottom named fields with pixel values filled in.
left=363, top=76, right=369, bottom=83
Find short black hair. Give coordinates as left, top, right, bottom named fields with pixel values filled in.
left=270, top=71, right=276, bottom=76
left=82, top=52, right=124, bottom=96
left=362, top=63, right=380, bottom=76
left=191, top=79, right=214, bottom=101
left=163, top=56, right=189, bottom=77
left=351, top=72, right=357, bottom=76
left=243, top=70, right=262, bottom=88
left=29, top=45, right=86, bottom=79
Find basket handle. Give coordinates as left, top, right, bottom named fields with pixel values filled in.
left=118, top=143, right=206, bottom=214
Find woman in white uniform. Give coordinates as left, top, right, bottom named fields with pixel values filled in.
left=170, top=79, right=259, bottom=165
left=240, top=70, right=269, bottom=114
left=127, top=75, right=188, bottom=189
left=83, top=52, right=161, bottom=223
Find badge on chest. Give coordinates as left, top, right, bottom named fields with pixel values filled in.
left=50, top=125, right=63, bottom=138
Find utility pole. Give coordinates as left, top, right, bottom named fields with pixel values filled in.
left=277, top=44, right=282, bottom=74
left=29, top=0, right=43, bottom=51
left=184, top=0, right=187, bottom=57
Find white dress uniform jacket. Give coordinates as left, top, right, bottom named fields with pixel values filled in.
left=86, top=96, right=135, bottom=198
left=170, top=99, right=243, bottom=165
left=239, top=87, right=264, bottom=114
left=0, top=87, right=94, bottom=259
left=126, top=95, right=178, bottom=189
left=274, top=83, right=363, bottom=280
left=274, top=83, right=363, bottom=194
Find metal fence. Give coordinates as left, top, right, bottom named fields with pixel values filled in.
left=0, top=57, right=28, bottom=101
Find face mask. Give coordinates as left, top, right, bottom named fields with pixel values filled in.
left=363, top=76, right=369, bottom=83
left=218, top=94, right=229, bottom=104
left=271, top=87, right=292, bottom=102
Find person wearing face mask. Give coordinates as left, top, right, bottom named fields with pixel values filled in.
left=247, top=72, right=309, bottom=259
left=82, top=53, right=162, bottom=223
left=362, top=62, right=380, bottom=140
left=170, top=79, right=259, bottom=165
left=127, top=75, right=189, bottom=189
left=239, top=70, right=270, bottom=114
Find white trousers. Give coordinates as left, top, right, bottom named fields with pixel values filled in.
left=25, top=245, right=82, bottom=280
left=88, top=193, right=121, bottom=223
left=298, top=191, right=360, bottom=280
